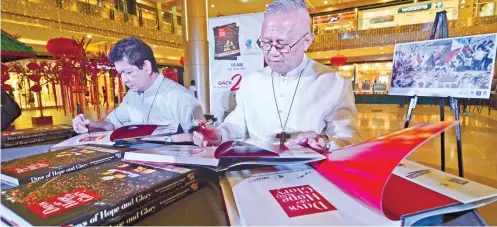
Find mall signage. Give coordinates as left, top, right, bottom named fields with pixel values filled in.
left=398, top=3, right=432, bottom=13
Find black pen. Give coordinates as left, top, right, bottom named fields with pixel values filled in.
left=76, top=103, right=90, bottom=134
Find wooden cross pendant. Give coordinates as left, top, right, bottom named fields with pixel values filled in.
left=276, top=131, right=290, bottom=146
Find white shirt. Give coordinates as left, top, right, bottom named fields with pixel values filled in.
left=218, top=55, right=360, bottom=149
left=106, top=75, right=205, bottom=132
left=189, top=86, right=197, bottom=96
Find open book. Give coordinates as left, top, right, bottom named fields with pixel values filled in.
left=123, top=139, right=325, bottom=171
left=220, top=121, right=497, bottom=226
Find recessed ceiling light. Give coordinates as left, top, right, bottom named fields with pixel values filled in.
left=153, top=45, right=157, bottom=48
left=161, top=12, right=164, bottom=14
left=324, top=0, right=328, bottom=4
left=86, top=34, right=92, bottom=38
left=265, top=4, right=268, bottom=7
left=211, top=4, right=215, bottom=8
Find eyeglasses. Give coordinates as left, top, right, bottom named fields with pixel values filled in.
left=257, top=33, right=309, bottom=54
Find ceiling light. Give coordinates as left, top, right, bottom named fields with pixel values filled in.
left=324, top=1, right=328, bottom=4
left=211, top=4, right=214, bottom=8
left=161, top=12, right=165, bottom=14
left=86, top=34, right=92, bottom=38
left=160, top=60, right=164, bottom=62
left=265, top=4, right=268, bottom=7
left=153, top=45, right=157, bottom=48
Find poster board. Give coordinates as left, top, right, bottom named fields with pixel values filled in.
left=389, top=33, right=496, bottom=99
left=208, top=13, right=264, bottom=123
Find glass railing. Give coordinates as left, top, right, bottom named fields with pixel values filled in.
left=309, top=15, right=497, bottom=52
left=2, top=0, right=183, bottom=47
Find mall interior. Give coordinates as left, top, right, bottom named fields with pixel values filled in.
left=1, top=0, right=497, bottom=225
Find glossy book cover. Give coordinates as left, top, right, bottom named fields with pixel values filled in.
left=1, top=160, right=195, bottom=226
left=1, top=145, right=127, bottom=186
left=1, top=125, right=73, bottom=142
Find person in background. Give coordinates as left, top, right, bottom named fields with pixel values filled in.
left=189, top=80, right=198, bottom=98
left=72, top=37, right=205, bottom=141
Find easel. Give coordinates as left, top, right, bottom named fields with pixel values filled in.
left=403, top=10, right=464, bottom=177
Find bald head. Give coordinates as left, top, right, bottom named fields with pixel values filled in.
left=260, top=0, right=314, bottom=73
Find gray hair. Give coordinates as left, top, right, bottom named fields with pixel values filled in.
left=265, top=0, right=309, bottom=16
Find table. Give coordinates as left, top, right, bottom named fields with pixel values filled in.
left=0, top=144, right=487, bottom=226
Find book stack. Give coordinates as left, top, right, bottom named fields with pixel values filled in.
left=1, top=160, right=199, bottom=226
left=1, top=144, right=129, bottom=186
left=1, top=125, right=73, bottom=148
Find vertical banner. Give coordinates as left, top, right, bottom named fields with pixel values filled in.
left=208, top=13, right=264, bottom=123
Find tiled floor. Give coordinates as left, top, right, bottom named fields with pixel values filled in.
left=8, top=103, right=497, bottom=225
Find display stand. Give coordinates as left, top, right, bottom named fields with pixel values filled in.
left=403, top=10, right=464, bottom=177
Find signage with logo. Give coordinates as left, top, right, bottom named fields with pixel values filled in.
left=208, top=13, right=264, bottom=123
left=370, top=15, right=395, bottom=24
left=398, top=3, right=432, bottom=13
left=312, top=11, right=356, bottom=25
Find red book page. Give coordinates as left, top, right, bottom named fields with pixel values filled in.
left=109, top=125, right=158, bottom=141
left=382, top=175, right=459, bottom=220
left=311, top=121, right=457, bottom=220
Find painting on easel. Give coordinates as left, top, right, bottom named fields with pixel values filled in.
left=389, top=33, right=496, bottom=99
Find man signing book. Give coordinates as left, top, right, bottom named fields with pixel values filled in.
left=72, top=37, right=205, bottom=139
left=193, top=0, right=360, bottom=151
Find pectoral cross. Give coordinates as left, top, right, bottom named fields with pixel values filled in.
left=276, top=131, right=290, bottom=146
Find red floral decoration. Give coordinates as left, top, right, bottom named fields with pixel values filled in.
left=27, top=62, right=41, bottom=70
left=1, top=84, right=12, bottom=91
left=46, top=38, right=82, bottom=58
left=28, top=74, right=41, bottom=82
left=330, top=55, right=347, bottom=66
left=30, top=85, right=42, bottom=92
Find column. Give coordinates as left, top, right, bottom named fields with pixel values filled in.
left=458, top=0, right=475, bottom=26
left=181, top=0, right=209, bottom=113
left=156, top=1, right=163, bottom=30
left=172, top=6, right=178, bottom=34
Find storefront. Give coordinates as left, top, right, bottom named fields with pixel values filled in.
left=477, top=0, right=497, bottom=17
left=335, top=62, right=393, bottom=94
left=358, top=0, right=460, bottom=30
left=312, top=11, right=357, bottom=35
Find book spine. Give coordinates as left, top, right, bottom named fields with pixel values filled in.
left=1, top=132, right=72, bottom=148
left=104, top=180, right=199, bottom=226
left=1, top=129, right=73, bottom=142
left=18, top=152, right=123, bottom=185
left=63, top=169, right=198, bottom=227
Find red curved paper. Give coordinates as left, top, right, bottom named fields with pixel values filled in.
left=110, top=125, right=159, bottom=141
left=311, top=121, right=458, bottom=220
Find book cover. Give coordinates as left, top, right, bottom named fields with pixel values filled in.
left=0, top=160, right=196, bottom=226
left=1, top=132, right=73, bottom=149
left=221, top=122, right=497, bottom=226
left=103, top=180, right=200, bottom=226
left=1, top=145, right=129, bottom=186
left=51, top=131, right=114, bottom=149
left=1, top=125, right=73, bottom=143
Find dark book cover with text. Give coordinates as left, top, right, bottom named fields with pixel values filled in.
left=1, top=160, right=196, bottom=226
left=1, top=145, right=128, bottom=186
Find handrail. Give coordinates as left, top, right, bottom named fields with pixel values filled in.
left=309, top=16, right=497, bottom=52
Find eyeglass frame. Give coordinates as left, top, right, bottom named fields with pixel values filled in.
left=256, top=33, right=310, bottom=54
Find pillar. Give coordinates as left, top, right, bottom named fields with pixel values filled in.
left=181, top=0, right=209, bottom=113
left=156, top=2, right=163, bottom=30
left=172, top=6, right=178, bottom=34
left=458, top=0, right=475, bottom=26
